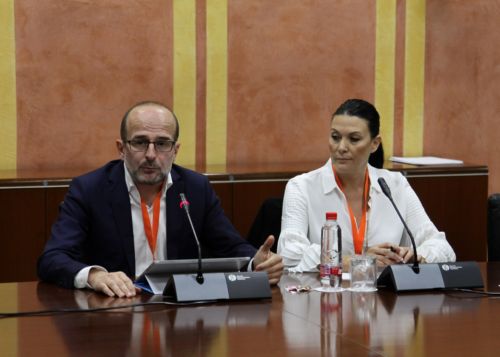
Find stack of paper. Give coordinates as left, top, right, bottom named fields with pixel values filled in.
left=389, top=156, right=463, bottom=166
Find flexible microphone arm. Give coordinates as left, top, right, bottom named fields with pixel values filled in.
left=179, top=193, right=204, bottom=284
left=377, top=177, right=419, bottom=272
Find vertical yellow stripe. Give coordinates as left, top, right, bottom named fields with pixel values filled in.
left=403, top=0, right=426, bottom=156
left=0, top=0, right=17, bottom=170
left=407, top=314, right=425, bottom=356
left=0, top=285, right=18, bottom=356
left=173, top=0, right=196, bottom=166
left=375, top=0, right=397, bottom=159
left=207, top=326, right=228, bottom=356
left=206, top=0, right=228, bottom=166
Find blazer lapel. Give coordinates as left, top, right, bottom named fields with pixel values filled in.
left=108, top=162, right=136, bottom=276
left=166, top=168, right=184, bottom=259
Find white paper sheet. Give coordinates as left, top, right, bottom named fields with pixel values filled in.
left=389, top=156, right=463, bottom=166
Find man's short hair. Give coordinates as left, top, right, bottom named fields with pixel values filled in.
left=120, top=101, right=180, bottom=142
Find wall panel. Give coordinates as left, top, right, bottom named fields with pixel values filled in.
left=15, top=0, right=173, bottom=170
left=227, top=0, right=375, bottom=166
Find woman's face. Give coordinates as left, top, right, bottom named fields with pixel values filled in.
left=329, top=114, right=381, bottom=177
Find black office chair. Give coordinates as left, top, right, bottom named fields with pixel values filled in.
left=487, top=194, right=500, bottom=261
left=246, top=197, right=283, bottom=253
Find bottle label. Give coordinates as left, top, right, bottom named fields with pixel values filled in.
left=320, top=265, right=342, bottom=277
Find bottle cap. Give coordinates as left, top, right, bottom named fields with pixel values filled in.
left=326, top=212, right=337, bottom=220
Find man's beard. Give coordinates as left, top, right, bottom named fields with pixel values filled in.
left=128, top=162, right=169, bottom=186
left=134, top=171, right=165, bottom=185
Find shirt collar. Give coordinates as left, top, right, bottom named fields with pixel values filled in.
left=321, top=158, right=383, bottom=195
left=367, top=164, right=383, bottom=194
left=123, top=162, right=172, bottom=203
left=321, top=158, right=337, bottom=195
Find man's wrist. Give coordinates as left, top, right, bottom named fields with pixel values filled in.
left=74, top=266, right=107, bottom=289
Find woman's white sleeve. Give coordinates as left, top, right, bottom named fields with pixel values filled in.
left=278, top=180, right=321, bottom=272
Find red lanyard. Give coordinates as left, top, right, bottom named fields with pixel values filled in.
left=333, top=166, right=370, bottom=254
left=140, top=188, right=163, bottom=258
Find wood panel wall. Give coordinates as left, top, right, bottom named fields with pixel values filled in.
left=0, top=166, right=488, bottom=283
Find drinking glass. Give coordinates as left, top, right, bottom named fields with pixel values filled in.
left=348, top=255, right=377, bottom=292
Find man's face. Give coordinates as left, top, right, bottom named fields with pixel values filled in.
left=116, top=105, right=180, bottom=187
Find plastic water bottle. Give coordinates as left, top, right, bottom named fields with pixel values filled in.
left=320, top=212, right=343, bottom=291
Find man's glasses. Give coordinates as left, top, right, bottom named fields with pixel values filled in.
left=126, top=139, right=176, bottom=152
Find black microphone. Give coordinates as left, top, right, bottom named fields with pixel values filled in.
left=375, top=177, right=483, bottom=291
left=179, top=193, right=204, bottom=284
left=377, top=177, right=419, bottom=272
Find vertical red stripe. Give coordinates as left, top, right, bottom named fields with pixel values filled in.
left=393, top=0, right=406, bottom=157
left=196, top=0, right=207, bottom=171
left=165, top=0, right=174, bottom=108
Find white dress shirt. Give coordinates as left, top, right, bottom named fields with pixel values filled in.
left=125, top=166, right=172, bottom=277
left=277, top=159, right=456, bottom=272
left=74, top=163, right=172, bottom=288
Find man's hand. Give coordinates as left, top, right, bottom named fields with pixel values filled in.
left=88, top=269, right=139, bottom=297
left=253, top=235, right=284, bottom=285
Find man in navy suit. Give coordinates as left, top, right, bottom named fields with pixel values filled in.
left=38, top=102, right=283, bottom=297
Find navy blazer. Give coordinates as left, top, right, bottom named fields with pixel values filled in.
left=37, top=160, right=257, bottom=288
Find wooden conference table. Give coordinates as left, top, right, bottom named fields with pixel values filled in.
left=1, top=263, right=500, bottom=356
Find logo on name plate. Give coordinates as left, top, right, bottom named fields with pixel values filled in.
left=227, top=274, right=250, bottom=282
left=441, top=264, right=462, bottom=272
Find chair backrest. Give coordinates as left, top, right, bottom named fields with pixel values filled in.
left=246, top=197, right=283, bottom=253
left=487, top=194, right=500, bottom=261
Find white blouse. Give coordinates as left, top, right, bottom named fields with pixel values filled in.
left=277, top=159, right=456, bottom=272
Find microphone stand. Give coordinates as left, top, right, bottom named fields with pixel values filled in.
left=376, top=177, right=483, bottom=291
left=377, top=178, right=419, bottom=273
left=158, top=193, right=271, bottom=302
left=179, top=193, right=204, bottom=284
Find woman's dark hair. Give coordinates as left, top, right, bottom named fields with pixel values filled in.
left=332, top=98, right=385, bottom=168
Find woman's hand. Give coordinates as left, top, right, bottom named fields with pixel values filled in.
left=365, top=243, right=414, bottom=267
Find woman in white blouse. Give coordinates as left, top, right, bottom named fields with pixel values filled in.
left=277, top=99, right=456, bottom=272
